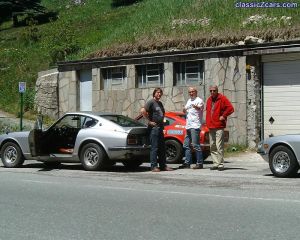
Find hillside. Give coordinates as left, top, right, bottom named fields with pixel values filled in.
left=0, top=0, right=300, bottom=116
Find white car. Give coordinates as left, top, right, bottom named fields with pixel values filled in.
left=257, top=135, right=300, bottom=177
left=0, top=112, right=150, bottom=171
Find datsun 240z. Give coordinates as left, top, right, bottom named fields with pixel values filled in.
left=0, top=112, right=150, bottom=170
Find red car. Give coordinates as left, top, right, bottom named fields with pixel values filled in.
left=136, top=112, right=229, bottom=164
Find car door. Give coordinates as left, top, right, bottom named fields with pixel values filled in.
left=29, top=114, right=84, bottom=156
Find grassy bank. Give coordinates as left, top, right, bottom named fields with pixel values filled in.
left=0, top=0, right=299, bottom=115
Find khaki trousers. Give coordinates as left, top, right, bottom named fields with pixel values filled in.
left=209, top=128, right=225, bottom=167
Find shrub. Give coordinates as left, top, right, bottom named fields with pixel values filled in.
left=23, top=87, right=35, bottom=111
left=19, top=19, right=41, bottom=45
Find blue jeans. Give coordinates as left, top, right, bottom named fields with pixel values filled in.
left=149, top=126, right=166, bottom=169
left=183, top=128, right=203, bottom=165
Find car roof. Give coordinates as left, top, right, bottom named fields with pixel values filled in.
left=66, top=111, right=122, bottom=118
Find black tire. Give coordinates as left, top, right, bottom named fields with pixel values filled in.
left=43, top=162, right=61, bottom=169
left=269, top=145, right=299, bottom=178
left=0, top=142, right=25, bottom=168
left=79, top=143, right=107, bottom=171
left=165, top=139, right=183, bottom=164
left=122, top=159, right=143, bottom=169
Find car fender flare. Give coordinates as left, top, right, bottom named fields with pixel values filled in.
left=76, top=138, right=108, bottom=157
left=165, top=136, right=183, bottom=144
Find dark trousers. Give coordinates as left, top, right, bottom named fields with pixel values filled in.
left=149, top=126, right=166, bottom=169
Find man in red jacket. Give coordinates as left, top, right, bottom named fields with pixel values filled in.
left=206, top=85, right=234, bottom=171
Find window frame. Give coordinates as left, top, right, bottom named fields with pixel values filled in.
left=137, top=63, right=164, bottom=87
left=175, top=60, right=204, bottom=86
left=102, top=66, right=127, bottom=90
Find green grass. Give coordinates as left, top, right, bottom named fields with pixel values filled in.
left=1, top=0, right=300, bottom=115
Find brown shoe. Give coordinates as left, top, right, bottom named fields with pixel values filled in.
left=161, top=166, right=174, bottom=171
left=192, top=164, right=203, bottom=169
left=151, top=167, right=161, bottom=172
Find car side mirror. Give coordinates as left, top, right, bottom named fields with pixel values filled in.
left=34, top=115, right=43, bottom=130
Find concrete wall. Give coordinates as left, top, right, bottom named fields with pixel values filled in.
left=36, top=56, right=251, bottom=145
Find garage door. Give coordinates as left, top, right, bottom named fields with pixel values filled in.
left=263, top=60, right=300, bottom=138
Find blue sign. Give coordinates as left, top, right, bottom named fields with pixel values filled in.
left=19, top=82, right=26, bottom=93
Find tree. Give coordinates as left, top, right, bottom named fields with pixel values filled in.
left=0, top=0, right=45, bottom=26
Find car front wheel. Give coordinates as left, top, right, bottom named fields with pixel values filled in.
left=80, top=143, right=107, bottom=171
left=165, top=139, right=183, bottom=164
left=0, top=142, right=25, bottom=168
left=269, top=145, right=299, bottom=177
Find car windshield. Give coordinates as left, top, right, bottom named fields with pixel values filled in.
left=101, top=115, right=146, bottom=127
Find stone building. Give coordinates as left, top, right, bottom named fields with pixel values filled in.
left=35, top=40, right=300, bottom=148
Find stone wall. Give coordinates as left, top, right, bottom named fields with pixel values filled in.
left=58, top=70, right=78, bottom=115
left=246, top=56, right=261, bottom=149
left=35, top=68, right=59, bottom=119
left=205, top=56, right=247, bottom=145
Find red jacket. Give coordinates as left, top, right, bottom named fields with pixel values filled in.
left=206, top=93, right=234, bottom=129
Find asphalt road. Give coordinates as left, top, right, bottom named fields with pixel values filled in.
left=1, top=153, right=300, bottom=240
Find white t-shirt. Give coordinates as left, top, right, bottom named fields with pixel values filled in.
left=185, top=96, right=204, bottom=129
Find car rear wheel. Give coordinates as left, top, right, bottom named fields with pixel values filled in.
left=80, top=143, right=107, bottom=171
left=0, top=142, right=24, bottom=168
left=165, top=139, right=183, bottom=164
left=269, top=145, right=299, bottom=177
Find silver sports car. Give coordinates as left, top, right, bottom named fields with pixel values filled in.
left=257, top=135, right=300, bottom=177
left=0, top=112, right=150, bottom=170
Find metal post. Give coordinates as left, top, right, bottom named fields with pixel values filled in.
left=20, top=92, right=23, bottom=131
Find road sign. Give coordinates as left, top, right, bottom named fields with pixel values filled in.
left=19, top=82, right=26, bottom=93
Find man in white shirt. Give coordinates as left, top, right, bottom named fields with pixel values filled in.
left=179, top=87, right=204, bottom=169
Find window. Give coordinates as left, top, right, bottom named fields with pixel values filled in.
left=83, top=117, right=98, bottom=128
left=54, top=115, right=83, bottom=129
left=174, top=61, right=204, bottom=86
left=136, top=64, right=164, bottom=87
left=102, top=66, right=126, bottom=90
left=101, top=114, right=145, bottom=127
left=164, top=117, right=176, bottom=126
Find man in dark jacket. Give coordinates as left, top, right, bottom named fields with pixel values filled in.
left=206, top=85, right=234, bottom=171
left=141, top=88, right=174, bottom=172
